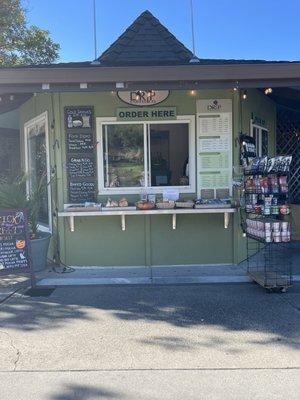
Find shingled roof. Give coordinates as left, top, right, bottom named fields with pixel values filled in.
left=97, top=10, right=197, bottom=66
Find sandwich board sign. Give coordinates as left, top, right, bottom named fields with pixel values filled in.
left=0, top=209, right=35, bottom=286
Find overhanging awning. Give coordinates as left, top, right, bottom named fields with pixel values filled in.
left=0, top=62, right=300, bottom=94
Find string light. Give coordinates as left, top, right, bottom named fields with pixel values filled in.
left=242, top=90, right=247, bottom=100
left=233, top=81, right=239, bottom=91
left=264, top=88, right=273, bottom=95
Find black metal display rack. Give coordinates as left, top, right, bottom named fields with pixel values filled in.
left=246, top=236, right=292, bottom=292
left=241, top=160, right=293, bottom=292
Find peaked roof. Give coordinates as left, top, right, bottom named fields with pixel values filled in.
left=97, top=10, right=197, bottom=66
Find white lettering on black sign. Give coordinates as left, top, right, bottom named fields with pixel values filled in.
left=0, top=209, right=30, bottom=271
left=65, top=107, right=93, bottom=130
left=68, top=181, right=96, bottom=203
left=64, top=107, right=97, bottom=203
left=67, top=132, right=94, bottom=153
left=68, top=156, right=95, bottom=178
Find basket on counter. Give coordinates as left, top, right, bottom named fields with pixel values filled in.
left=175, top=201, right=194, bottom=209
left=136, top=201, right=156, bottom=210
left=156, top=201, right=175, bottom=209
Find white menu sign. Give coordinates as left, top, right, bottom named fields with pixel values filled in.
left=197, top=99, right=232, bottom=198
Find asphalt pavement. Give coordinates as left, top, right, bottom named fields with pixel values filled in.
left=0, top=282, right=299, bottom=399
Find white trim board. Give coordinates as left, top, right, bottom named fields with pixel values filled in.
left=96, top=115, right=196, bottom=195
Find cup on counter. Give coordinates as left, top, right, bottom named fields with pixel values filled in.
left=281, top=222, right=289, bottom=231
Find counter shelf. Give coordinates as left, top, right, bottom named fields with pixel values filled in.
left=58, top=207, right=236, bottom=232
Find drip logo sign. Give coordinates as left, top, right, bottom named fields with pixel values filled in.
left=207, top=100, right=222, bottom=111
left=117, top=90, right=170, bottom=106
left=0, top=209, right=31, bottom=271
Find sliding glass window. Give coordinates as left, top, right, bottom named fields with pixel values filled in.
left=98, top=118, right=194, bottom=193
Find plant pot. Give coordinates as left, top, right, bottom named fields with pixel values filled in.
left=30, top=232, right=51, bottom=272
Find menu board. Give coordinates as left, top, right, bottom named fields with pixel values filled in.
left=67, top=132, right=94, bottom=153
left=198, top=136, right=231, bottom=152
left=199, top=152, right=229, bottom=170
left=65, top=107, right=97, bottom=203
left=65, top=107, right=93, bottom=130
left=68, top=156, right=96, bottom=179
left=0, top=209, right=30, bottom=271
left=68, top=181, right=96, bottom=203
left=197, top=99, right=232, bottom=198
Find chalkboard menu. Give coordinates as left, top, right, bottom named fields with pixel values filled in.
left=68, top=181, right=97, bottom=203
left=68, top=156, right=95, bottom=179
left=65, top=106, right=97, bottom=203
left=67, top=132, right=94, bottom=153
left=0, top=209, right=31, bottom=271
left=65, top=107, right=93, bottom=130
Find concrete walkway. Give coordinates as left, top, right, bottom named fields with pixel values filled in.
left=0, top=283, right=299, bottom=399
left=37, top=263, right=251, bottom=286
left=1, top=242, right=299, bottom=291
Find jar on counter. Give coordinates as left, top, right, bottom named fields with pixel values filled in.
left=280, top=204, right=290, bottom=215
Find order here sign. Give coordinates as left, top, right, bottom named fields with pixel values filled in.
left=116, top=107, right=177, bottom=121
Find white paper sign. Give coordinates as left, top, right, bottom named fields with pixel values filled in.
left=196, top=99, right=233, bottom=198
left=163, top=189, right=179, bottom=201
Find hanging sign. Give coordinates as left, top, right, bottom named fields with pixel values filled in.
left=117, top=107, right=176, bottom=121
left=0, top=209, right=31, bottom=272
left=117, top=90, right=170, bottom=106
left=251, top=113, right=266, bottom=127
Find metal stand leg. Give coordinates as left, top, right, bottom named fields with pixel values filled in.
left=224, top=212, right=230, bottom=229
left=121, top=215, right=126, bottom=231
left=69, top=216, right=75, bottom=232
left=172, top=214, right=176, bottom=230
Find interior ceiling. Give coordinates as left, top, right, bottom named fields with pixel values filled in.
left=0, top=93, right=32, bottom=115
left=268, top=87, right=300, bottom=111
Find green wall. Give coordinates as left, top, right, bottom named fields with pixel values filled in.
left=18, top=89, right=276, bottom=267
left=0, top=109, right=20, bottom=129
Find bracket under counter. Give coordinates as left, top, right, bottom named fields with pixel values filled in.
left=58, top=208, right=236, bottom=232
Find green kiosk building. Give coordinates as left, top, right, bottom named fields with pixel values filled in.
left=0, top=11, right=299, bottom=272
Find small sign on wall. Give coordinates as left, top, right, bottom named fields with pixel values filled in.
left=116, top=107, right=177, bottom=121
left=65, top=107, right=93, bottom=130
left=117, top=90, right=169, bottom=107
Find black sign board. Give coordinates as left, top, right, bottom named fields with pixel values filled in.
left=240, top=134, right=257, bottom=166
left=0, top=209, right=31, bottom=272
left=67, top=132, right=94, bottom=153
left=65, top=107, right=93, bottom=130
left=68, top=181, right=96, bottom=203
left=65, top=106, right=97, bottom=203
left=68, top=156, right=96, bottom=179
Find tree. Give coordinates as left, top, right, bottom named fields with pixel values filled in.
left=0, top=0, right=60, bottom=66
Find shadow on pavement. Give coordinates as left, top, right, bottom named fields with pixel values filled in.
left=0, top=283, right=299, bottom=349
left=49, top=384, right=123, bottom=400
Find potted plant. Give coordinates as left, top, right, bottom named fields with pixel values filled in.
left=0, top=174, right=51, bottom=272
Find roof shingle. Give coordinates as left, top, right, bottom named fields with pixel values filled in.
left=97, top=10, right=197, bottom=66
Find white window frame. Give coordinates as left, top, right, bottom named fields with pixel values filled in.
left=96, top=115, right=196, bottom=195
left=24, top=111, right=52, bottom=233
left=250, top=119, right=269, bottom=157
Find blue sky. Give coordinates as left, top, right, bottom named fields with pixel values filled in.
left=24, top=0, right=300, bottom=63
